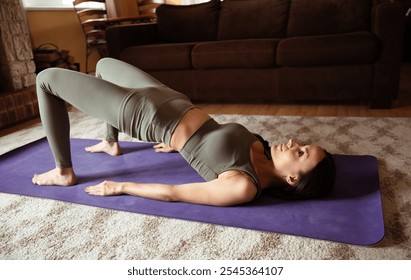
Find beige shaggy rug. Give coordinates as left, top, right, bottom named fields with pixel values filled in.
left=0, top=110, right=410, bottom=260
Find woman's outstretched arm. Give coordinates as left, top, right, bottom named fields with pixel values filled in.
left=84, top=172, right=257, bottom=207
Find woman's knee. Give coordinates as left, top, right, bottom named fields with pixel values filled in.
left=36, top=68, right=54, bottom=84
left=36, top=68, right=60, bottom=96
left=36, top=67, right=67, bottom=85
left=96, top=58, right=117, bottom=75
left=36, top=68, right=79, bottom=99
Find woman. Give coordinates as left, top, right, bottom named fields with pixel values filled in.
left=32, top=58, right=336, bottom=206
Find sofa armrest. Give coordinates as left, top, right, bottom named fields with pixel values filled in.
left=106, top=23, right=158, bottom=59
left=371, top=1, right=406, bottom=108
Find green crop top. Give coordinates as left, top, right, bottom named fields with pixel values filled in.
left=179, top=119, right=262, bottom=198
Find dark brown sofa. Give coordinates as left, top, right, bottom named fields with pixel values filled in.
left=106, top=0, right=406, bottom=108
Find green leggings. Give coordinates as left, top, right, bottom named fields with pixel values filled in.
left=36, top=58, right=194, bottom=168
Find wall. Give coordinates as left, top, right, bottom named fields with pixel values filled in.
left=25, top=0, right=182, bottom=73
left=0, top=0, right=38, bottom=129
left=26, top=9, right=100, bottom=73
left=0, top=0, right=36, bottom=92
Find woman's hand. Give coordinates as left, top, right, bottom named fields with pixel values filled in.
left=153, top=143, right=175, bottom=153
left=85, top=180, right=123, bottom=196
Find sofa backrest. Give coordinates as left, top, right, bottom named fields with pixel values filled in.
left=217, top=0, right=290, bottom=40
left=155, top=0, right=377, bottom=43
left=287, top=0, right=375, bottom=37
left=156, top=0, right=220, bottom=43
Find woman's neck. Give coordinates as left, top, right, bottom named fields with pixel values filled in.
left=250, top=141, right=281, bottom=191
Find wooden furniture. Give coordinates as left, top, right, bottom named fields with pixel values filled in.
left=136, top=0, right=165, bottom=19
left=73, top=0, right=155, bottom=73
left=106, top=0, right=406, bottom=108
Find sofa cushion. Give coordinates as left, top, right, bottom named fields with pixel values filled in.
left=276, top=31, right=379, bottom=67
left=217, top=0, right=289, bottom=40
left=287, top=0, right=374, bottom=37
left=156, top=0, right=220, bottom=43
left=192, top=39, right=278, bottom=69
left=120, top=43, right=195, bottom=70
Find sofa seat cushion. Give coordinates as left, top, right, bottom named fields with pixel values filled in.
left=192, top=39, right=279, bottom=69
left=277, top=32, right=379, bottom=67
left=120, top=43, right=195, bottom=71
left=218, top=0, right=289, bottom=40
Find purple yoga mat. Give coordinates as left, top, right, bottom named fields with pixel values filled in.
left=0, top=138, right=384, bottom=245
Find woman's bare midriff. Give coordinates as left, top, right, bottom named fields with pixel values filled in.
left=170, top=108, right=211, bottom=151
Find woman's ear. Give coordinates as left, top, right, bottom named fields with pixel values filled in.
left=286, top=175, right=299, bottom=186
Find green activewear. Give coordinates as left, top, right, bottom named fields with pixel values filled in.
left=36, top=58, right=194, bottom=168
left=36, top=58, right=261, bottom=195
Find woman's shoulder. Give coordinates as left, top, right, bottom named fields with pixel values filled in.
left=218, top=170, right=258, bottom=197
left=250, top=139, right=265, bottom=156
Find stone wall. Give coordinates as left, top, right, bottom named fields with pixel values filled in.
left=0, top=0, right=36, bottom=92
left=0, top=0, right=38, bottom=129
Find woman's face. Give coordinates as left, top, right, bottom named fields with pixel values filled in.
left=270, top=139, right=325, bottom=184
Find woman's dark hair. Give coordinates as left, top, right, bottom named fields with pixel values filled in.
left=272, top=151, right=336, bottom=200
left=253, top=134, right=336, bottom=200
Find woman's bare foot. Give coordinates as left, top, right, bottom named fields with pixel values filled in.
left=85, top=140, right=122, bottom=156
left=32, top=167, right=77, bottom=186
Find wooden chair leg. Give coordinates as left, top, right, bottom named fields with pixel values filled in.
left=85, top=46, right=89, bottom=74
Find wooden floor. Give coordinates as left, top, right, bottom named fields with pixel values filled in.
left=1, top=63, right=410, bottom=138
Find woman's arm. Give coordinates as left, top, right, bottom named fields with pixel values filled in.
left=84, top=172, right=257, bottom=206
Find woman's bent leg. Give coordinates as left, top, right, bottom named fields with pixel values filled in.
left=96, top=58, right=165, bottom=142
left=34, top=67, right=131, bottom=185
left=96, top=58, right=164, bottom=88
